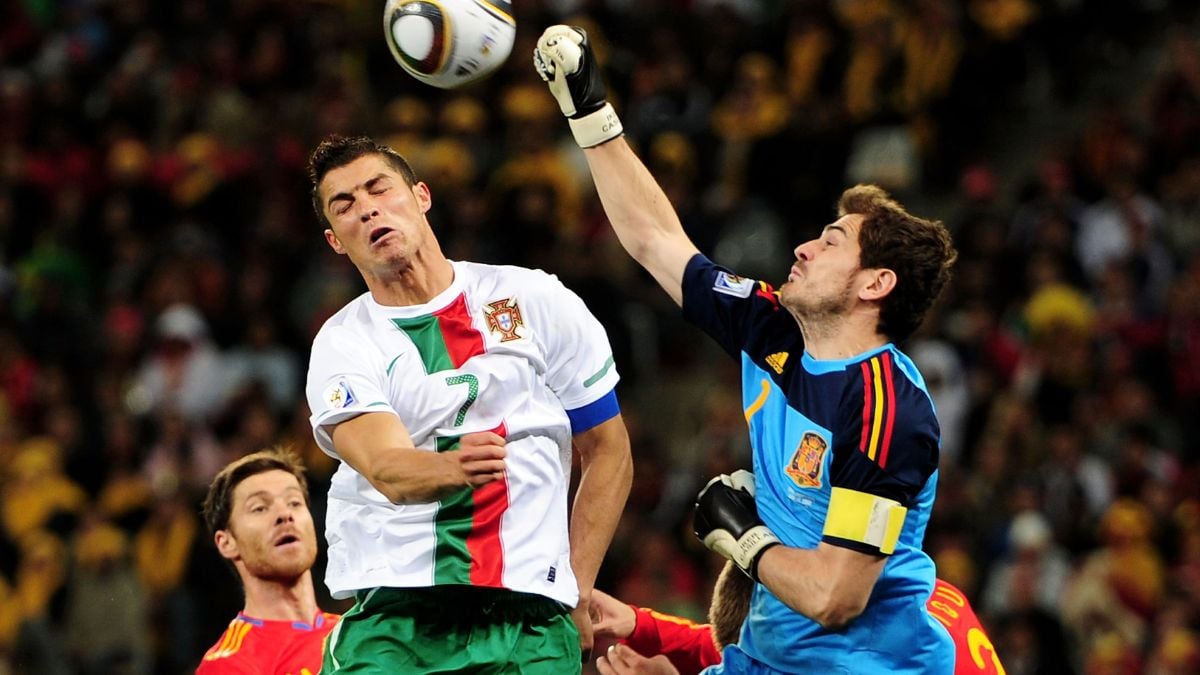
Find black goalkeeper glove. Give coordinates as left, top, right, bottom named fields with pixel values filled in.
left=694, top=470, right=781, bottom=582
left=533, top=25, right=623, bottom=148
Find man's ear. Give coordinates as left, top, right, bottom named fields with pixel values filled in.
left=859, top=268, right=896, bottom=301
left=214, top=529, right=240, bottom=561
left=324, top=228, right=346, bottom=255
left=414, top=181, right=432, bottom=215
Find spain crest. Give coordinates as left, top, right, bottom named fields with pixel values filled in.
left=785, top=431, right=828, bottom=488
left=484, top=298, right=524, bottom=342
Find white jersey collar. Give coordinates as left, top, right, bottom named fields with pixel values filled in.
left=366, top=260, right=468, bottom=319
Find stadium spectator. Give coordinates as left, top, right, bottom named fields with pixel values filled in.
left=64, top=521, right=151, bottom=675
left=128, top=304, right=230, bottom=424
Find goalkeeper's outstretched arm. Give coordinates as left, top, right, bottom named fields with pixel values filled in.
left=534, top=25, right=698, bottom=306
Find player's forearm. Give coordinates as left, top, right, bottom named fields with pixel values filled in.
left=627, top=608, right=721, bottom=672
left=583, top=138, right=678, bottom=257
left=333, top=414, right=501, bottom=504
left=355, top=448, right=470, bottom=504
left=583, top=140, right=695, bottom=305
left=569, top=438, right=633, bottom=595
left=755, top=543, right=882, bottom=630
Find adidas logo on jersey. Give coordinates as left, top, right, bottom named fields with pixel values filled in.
left=766, top=352, right=789, bottom=374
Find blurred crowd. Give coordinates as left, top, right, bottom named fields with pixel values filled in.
left=2, top=0, right=1200, bottom=673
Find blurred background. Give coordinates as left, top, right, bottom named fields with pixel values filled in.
left=2, top=0, right=1200, bottom=673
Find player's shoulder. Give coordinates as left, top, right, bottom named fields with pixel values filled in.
left=838, top=346, right=939, bottom=437
left=457, top=260, right=561, bottom=288
left=456, top=261, right=571, bottom=309
left=312, top=293, right=375, bottom=342
left=315, top=292, right=374, bottom=330
left=196, top=654, right=258, bottom=674
left=198, top=617, right=261, bottom=672
left=847, top=347, right=934, bottom=401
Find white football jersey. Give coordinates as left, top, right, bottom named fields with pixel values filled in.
left=306, top=261, right=620, bottom=605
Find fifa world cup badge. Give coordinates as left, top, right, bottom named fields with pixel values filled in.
left=324, top=380, right=357, bottom=409
left=484, top=298, right=524, bottom=342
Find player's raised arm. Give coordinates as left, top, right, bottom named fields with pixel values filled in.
left=534, top=25, right=698, bottom=306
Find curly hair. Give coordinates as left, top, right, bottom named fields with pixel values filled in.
left=838, top=185, right=957, bottom=342
left=307, top=134, right=418, bottom=228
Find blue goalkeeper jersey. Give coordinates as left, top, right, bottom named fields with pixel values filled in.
left=682, top=254, right=953, bottom=674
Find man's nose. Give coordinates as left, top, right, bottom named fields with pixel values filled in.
left=356, top=194, right=379, bottom=222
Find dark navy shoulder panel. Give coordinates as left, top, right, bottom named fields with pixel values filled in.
left=827, top=349, right=940, bottom=507
left=681, top=254, right=803, bottom=362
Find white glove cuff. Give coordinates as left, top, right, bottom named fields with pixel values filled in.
left=568, top=102, right=623, bottom=148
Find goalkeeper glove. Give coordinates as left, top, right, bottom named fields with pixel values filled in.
left=533, top=25, right=624, bottom=148
left=694, top=470, right=781, bottom=582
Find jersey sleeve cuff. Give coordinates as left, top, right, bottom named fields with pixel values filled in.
left=311, top=404, right=398, bottom=458
left=624, top=606, right=664, bottom=654
left=679, top=253, right=710, bottom=322
left=566, top=389, right=619, bottom=434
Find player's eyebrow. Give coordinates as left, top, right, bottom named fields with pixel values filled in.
left=822, top=224, right=848, bottom=237
left=326, top=173, right=389, bottom=209
left=242, top=485, right=304, bottom=504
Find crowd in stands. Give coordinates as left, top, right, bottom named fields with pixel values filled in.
left=2, top=0, right=1200, bottom=673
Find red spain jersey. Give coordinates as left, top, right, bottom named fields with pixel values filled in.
left=926, top=580, right=1006, bottom=675
left=624, top=606, right=722, bottom=675
left=622, top=579, right=1004, bottom=674
left=197, top=611, right=339, bottom=675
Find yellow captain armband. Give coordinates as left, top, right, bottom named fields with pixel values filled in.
left=822, top=487, right=908, bottom=555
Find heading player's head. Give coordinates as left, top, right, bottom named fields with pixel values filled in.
left=202, top=446, right=317, bottom=585
left=710, top=560, right=754, bottom=650
left=309, top=135, right=418, bottom=224
left=308, top=134, right=438, bottom=279
left=780, top=184, right=956, bottom=342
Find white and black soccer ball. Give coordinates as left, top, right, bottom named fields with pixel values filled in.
left=383, top=0, right=516, bottom=89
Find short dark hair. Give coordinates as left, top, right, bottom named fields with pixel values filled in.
left=202, top=446, right=309, bottom=536
left=307, top=134, right=418, bottom=228
left=839, top=185, right=957, bottom=342
left=709, top=560, right=753, bottom=650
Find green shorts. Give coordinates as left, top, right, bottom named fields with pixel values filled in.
left=322, top=586, right=581, bottom=674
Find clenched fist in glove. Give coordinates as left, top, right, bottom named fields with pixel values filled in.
left=533, top=25, right=624, bottom=148
left=694, top=470, right=781, bottom=582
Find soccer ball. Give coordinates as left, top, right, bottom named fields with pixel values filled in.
left=383, top=0, right=516, bottom=89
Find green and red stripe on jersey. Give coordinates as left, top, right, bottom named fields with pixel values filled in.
left=392, top=294, right=509, bottom=588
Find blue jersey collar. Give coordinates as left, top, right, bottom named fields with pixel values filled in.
left=801, top=344, right=893, bottom=374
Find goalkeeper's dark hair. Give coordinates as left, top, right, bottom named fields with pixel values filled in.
left=308, top=134, right=418, bottom=228
left=838, top=185, right=957, bottom=342
left=202, top=445, right=310, bottom=537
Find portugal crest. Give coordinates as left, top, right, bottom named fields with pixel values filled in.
left=785, top=431, right=828, bottom=488
left=484, top=298, right=524, bottom=342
